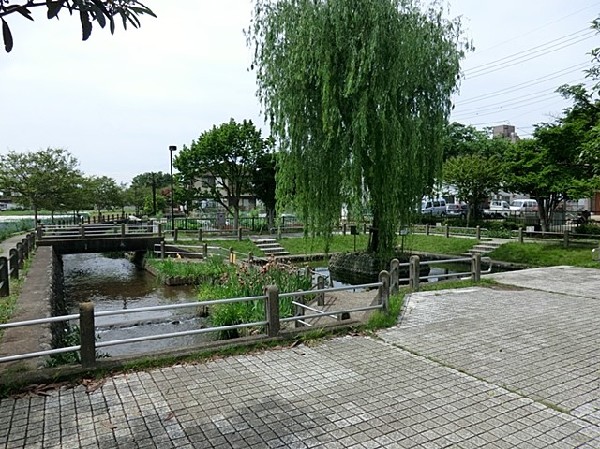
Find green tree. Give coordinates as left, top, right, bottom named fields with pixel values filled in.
left=503, top=130, right=592, bottom=231
left=1, top=0, right=155, bottom=53
left=443, top=154, right=503, bottom=222
left=0, top=148, right=81, bottom=223
left=248, top=0, right=466, bottom=256
left=130, top=171, right=171, bottom=215
left=175, top=119, right=269, bottom=230
left=88, top=175, right=125, bottom=216
left=251, top=150, right=277, bottom=229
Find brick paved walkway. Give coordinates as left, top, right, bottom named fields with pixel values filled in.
left=1, top=267, right=599, bottom=448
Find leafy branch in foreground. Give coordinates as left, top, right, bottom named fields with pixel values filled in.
left=0, top=0, right=156, bottom=52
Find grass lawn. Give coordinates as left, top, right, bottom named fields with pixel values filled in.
left=490, top=241, right=600, bottom=268
left=278, top=234, right=475, bottom=256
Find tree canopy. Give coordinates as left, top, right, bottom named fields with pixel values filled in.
left=0, top=147, right=82, bottom=222
left=248, top=0, right=466, bottom=256
left=1, top=0, right=155, bottom=52
left=175, top=119, right=270, bottom=230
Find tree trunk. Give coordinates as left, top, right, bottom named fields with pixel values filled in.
left=367, top=214, right=380, bottom=254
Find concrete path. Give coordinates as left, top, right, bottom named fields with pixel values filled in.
left=1, top=267, right=600, bottom=448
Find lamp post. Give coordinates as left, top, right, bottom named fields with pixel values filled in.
left=169, top=145, right=177, bottom=234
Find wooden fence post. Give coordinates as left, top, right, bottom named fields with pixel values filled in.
left=426, top=224, right=430, bottom=236
left=203, top=243, right=208, bottom=259
left=445, top=224, right=450, bottom=238
left=173, top=228, right=179, bottom=243
left=317, top=276, right=325, bottom=306
left=198, top=228, right=203, bottom=242
left=160, top=240, right=165, bottom=260
left=378, top=270, right=390, bottom=312
left=0, top=257, right=9, bottom=297
left=476, top=225, right=481, bottom=240
left=121, top=223, right=126, bottom=237
left=390, top=258, right=399, bottom=295
left=265, top=285, right=280, bottom=337
left=563, top=230, right=570, bottom=248
left=79, top=301, right=96, bottom=368
left=342, top=223, right=347, bottom=235
left=409, top=255, right=420, bottom=292
left=471, top=253, right=481, bottom=282
left=9, top=249, right=18, bottom=279
left=238, top=227, right=243, bottom=241
left=518, top=227, right=524, bottom=244
left=36, top=225, right=43, bottom=240
left=16, top=243, right=23, bottom=269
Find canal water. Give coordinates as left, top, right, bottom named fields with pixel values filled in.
left=63, top=253, right=210, bottom=357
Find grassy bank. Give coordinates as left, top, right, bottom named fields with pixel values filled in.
left=490, top=241, right=600, bottom=268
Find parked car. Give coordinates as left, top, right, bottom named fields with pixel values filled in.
left=483, top=200, right=511, bottom=218
left=446, top=203, right=468, bottom=218
left=510, top=199, right=538, bottom=215
left=421, top=198, right=447, bottom=216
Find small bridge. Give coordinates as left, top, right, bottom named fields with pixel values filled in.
left=36, top=223, right=163, bottom=255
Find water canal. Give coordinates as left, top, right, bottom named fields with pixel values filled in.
left=63, top=253, right=210, bottom=357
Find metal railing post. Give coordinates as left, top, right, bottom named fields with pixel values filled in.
left=121, top=223, right=126, bottom=237
left=409, top=255, right=420, bottom=292
left=389, top=258, right=399, bottom=295
left=476, top=225, right=481, bottom=240
left=471, top=253, right=481, bottom=282
left=160, top=240, right=165, bottom=260
left=378, top=270, right=390, bottom=312
left=203, top=243, right=208, bottom=259
left=79, top=301, right=96, bottom=369
left=36, top=225, right=43, bottom=240
left=173, top=228, right=178, bottom=243
left=265, top=285, right=280, bottom=337
left=317, top=276, right=325, bottom=306
left=158, top=223, right=163, bottom=237
left=80, top=224, right=85, bottom=237
left=342, top=223, right=347, bottom=235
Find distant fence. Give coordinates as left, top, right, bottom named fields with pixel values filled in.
left=0, top=232, right=36, bottom=297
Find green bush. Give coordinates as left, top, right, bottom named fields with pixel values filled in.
left=576, top=223, right=600, bottom=236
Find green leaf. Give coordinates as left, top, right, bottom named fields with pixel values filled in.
left=2, top=19, right=13, bottom=53
left=16, top=7, right=34, bottom=21
left=80, top=10, right=92, bottom=41
left=46, top=1, right=65, bottom=20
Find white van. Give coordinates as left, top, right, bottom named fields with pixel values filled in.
left=510, top=199, right=538, bottom=214
left=421, top=198, right=447, bottom=216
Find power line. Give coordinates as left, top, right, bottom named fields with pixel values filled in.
left=464, top=31, right=595, bottom=79
left=453, top=78, right=587, bottom=116
left=452, top=95, right=567, bottom=121
left=455, top=62, right=589, bottom=106
left=470, top=2, right=600, bottom=55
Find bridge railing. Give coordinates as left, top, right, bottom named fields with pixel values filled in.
left=37, top=223, right=159, bottom=240
left=0, top=278, right=388, bottom=368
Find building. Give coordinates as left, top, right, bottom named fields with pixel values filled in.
left=492, top=124, right=518, bottom=142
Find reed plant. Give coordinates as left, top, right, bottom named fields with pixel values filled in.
left=198, top=258, right=312, bottom=338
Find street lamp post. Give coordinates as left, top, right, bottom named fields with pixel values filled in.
left=169, top=145, right=177, bottom=234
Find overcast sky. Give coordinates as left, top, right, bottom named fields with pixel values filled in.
left=0, top=0, right=598, bottom=184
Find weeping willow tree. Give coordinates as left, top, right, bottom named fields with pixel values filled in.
left=247, top=0, right=467, bottom=258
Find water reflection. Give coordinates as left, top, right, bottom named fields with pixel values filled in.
left=63, top=253, right=210, bottom=357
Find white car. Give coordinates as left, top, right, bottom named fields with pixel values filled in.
left=510, top=199, right=538, bottom=214
left=421, top=198, right=447, bottom=216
